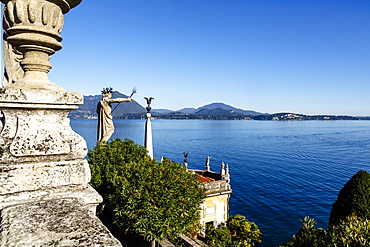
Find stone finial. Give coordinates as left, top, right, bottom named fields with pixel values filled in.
left=225, top=163, right=230, bottom=183
left=220, top=162, right=226, bottom=178
left=1, top=0, right=82, bottom=91
left=205, top=156, right=211, bottom=172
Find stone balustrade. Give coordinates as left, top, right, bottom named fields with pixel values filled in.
left=203, top=180, right=232, bottom=197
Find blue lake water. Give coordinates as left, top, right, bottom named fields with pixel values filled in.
left=70, top=119, right=370, bottom=246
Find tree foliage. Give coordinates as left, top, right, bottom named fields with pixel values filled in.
left=280, top=217, right=325, bottom=247
left=88, top=138, right=205, bottom=242
left=329, top=170, right=370, bottom=226
left=205, top=215, right=262, bottom=247
left=326, top=214, right=370, bottom=246
left=228, top=214, right=262, bottom=245
left=281, top=170, right=370, bottom=247
left=280, top=215, right=370, bottom=247
left=206, top=224, right=232, bottom=247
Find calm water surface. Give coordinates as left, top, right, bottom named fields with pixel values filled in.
left=71, top=119, right=370, bottom=246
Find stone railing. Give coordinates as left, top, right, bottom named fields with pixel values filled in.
left=203, top=180, right=232, bottom=196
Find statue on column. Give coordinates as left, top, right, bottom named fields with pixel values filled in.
left=183, top=152, right=189, bottom=169
left=144, top=97, right=154, bottom=113
left=97, top=87, right=132, bottom=143
left=143, top=96, right=154, bottom=158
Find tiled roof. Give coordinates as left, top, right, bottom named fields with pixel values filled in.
left=197, top=174, right=215, bottom=183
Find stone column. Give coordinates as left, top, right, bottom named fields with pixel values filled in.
left=145, top=112, right=154, bottom=159
left=0, top=0, right=102, bottom=212
left=144, top=97, right=154, bottom=159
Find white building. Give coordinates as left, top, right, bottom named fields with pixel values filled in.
left=190, top=159, right=232, bottom=228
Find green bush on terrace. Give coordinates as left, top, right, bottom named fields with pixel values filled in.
left=87, top=138, right=205, bottom=245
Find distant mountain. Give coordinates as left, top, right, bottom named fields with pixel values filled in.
left=152, top=109, right=174, bottom=114
left=69, top=95, right=265, bottom=119
left=176, top=108, right=197, bottom=114
left=174, top=103, right=263, bottom=116
left=69, top=91, right=145, bottom=119
left=68, top=94, right=368, bottom=121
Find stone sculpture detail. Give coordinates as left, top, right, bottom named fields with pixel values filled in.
left=144, top=96, right=154, bottom=113
left=1, top=0, right=81, bottom=90
left=97, top=87, right=132, bottom=143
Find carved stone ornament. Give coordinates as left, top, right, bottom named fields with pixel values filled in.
left=1, top=0, right=82, bottom=91
left=10, top=115, right=70, bottom=156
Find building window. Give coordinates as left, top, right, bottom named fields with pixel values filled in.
left=205, top=206, right=216, bottom=216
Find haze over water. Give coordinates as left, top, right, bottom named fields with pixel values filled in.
left=71, top=119, right=370, bottom=246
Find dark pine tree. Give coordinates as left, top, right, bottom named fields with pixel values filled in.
left=329, top=170, right=370, bottom=225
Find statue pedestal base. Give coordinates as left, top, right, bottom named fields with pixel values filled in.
left=0, top=88, right=102, bottom=212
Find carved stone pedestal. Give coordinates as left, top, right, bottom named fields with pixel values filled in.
left=0, top=88, right=102, bottom=211
left=0, top=0, right=103, bottom=212
left=0, top=1, right=121, bottom=245
left=0, top=89, right=120, bottom=246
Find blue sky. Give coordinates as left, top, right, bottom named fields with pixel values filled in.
left=46, top=1, right=370, bottom=115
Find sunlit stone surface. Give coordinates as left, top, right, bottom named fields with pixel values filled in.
left=0, top=0, right=121, bottom=245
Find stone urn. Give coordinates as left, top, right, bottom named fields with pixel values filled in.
left=1, top=0, right=82, bottom=91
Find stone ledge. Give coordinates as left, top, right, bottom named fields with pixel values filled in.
left=0, top=160, right=91, bottom=194
left=0, top=88, right=83, bottom=106
left=0, top=198, right=122, bottom=247
left=0, top=185, right=102, bottom=213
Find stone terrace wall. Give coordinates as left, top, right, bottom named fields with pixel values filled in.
left=0, top=198, right=122, bottom=247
